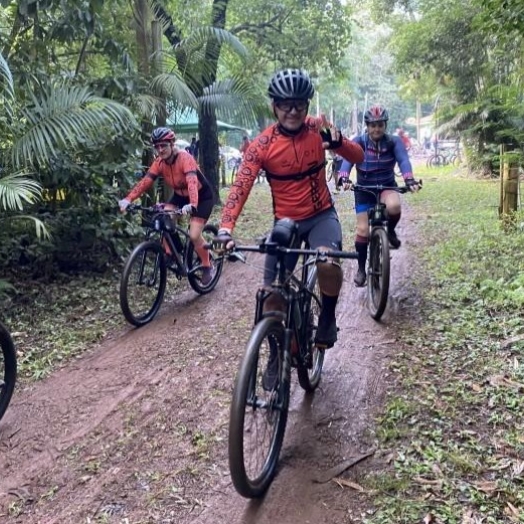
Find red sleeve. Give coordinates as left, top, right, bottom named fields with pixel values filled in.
left=125, top=157, right=162, bottom=202
left=178, top=153, right=200, bottom=208
left=219, top=139, right=263, bottom=231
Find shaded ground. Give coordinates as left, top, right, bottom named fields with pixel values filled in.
left=0, top=199, right=418, bottom=524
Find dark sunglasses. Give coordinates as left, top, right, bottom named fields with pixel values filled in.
left=274, top=100, right=309, bottom=113
left=154, top=142, right=171, bottom=150
left=368, top=122, right=386, bottom=129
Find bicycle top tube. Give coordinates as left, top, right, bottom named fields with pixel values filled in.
left=127, top=203, right=184, bottom=216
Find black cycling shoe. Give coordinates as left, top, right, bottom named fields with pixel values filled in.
left=262, top=348, right=279, bottom=392
left=354, top=268, right=366, bottom=287
left=388, top=230, right=401, bottom=249
left=315, top=314, right=338, bottom=349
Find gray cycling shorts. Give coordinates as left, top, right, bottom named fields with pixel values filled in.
left=263, top=206, right=342, bottom=286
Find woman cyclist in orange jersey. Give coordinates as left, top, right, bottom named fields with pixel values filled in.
left=119, top=128, right=215, bottom=285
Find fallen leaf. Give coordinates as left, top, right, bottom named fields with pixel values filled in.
left=472, top=480, right=498, bottom=493
left=332, top=478, right=367, bottom=492
left=471, top=383, right=482, bottom=393
left=414, top=476, right=443, bottom=486
left=505, top=501, right=521, bottom=520
left=423, top=513, right=435, bottom=524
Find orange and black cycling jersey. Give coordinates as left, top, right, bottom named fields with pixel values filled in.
left=125, top=151, right=209, bottom=208
left=220, top=116, right=364, bottom=231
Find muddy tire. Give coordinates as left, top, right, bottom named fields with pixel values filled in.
left=119, top=241, right=167, bottom=327
left=297, top=266, right=325, bottom=392
left=367, top=227, right=390, bottom=321
left=228, top=318, right=290, bottom=498
left=0, top=322, right=16, bottom=422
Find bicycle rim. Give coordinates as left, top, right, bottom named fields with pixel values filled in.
left=187, top=224, right=224, bottom=294
left=0, top=323, right=17, bottom=421
left=367, top=228, right=390, bottom=320
left=228, top=318, right=290, bottom=498
left=297, top=267, right=325, bottom=392
left=119, top=241, right=167, bottom=326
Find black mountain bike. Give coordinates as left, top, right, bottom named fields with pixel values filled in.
left=226, top=219, right=357, bottom=498
left=120, top=204, right=224, bottom=327
left=353, top=182, right=421, bottom=321
left=0, top=321, right=17, bottom=422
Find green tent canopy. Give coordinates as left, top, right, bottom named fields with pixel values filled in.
left=166, top=109, right=248, bottom=134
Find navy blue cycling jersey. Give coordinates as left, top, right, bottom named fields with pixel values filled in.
left=339, top=133, right=413, bottom=185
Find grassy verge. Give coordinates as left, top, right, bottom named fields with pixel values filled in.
left=366, top=168, right=524, bottom=523
left=2, top=185, right=274, bottom=381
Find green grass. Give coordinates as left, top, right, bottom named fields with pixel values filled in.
left=365, top=167, right=524, bottom=524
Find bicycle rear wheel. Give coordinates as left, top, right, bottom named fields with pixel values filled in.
left=367, top=227, right=390, bottom=320
left=119, top=241, right=167, bottom=326
left=229, top=318, right=290, bottom=498
left=297, top=266, right=325, bottom=392
left=187, top=224, right=224, bottom=294
left=0, top=322, right=16, bottom=421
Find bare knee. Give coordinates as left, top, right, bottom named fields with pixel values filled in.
left=316, top=259, right=343, bottom=296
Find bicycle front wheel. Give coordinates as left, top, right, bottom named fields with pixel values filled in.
left=0, top=322, right=16, bottom=422
left=119, top=241, right=167, bottom=327
left=297, top=266, right=325, bottom=392
left=229, top=318, right=290, bottom=498
left=367, top=227, right=390, bottom=320
left=187, top=224, right=224, bottom=294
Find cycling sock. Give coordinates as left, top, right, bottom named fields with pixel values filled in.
left=355, top=235, right=368, bottom=272
left=388, top=212, right=401, bottom=233
left=320, top=293, right=338, bottom=320
left=194, top=242, right=211, bottom=267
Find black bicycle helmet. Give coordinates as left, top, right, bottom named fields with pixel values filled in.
left=151, top=127, right=176, bottom=144
left=364, top=105, right=389, bottom=123
left=267, top=69, right=315, bottom=101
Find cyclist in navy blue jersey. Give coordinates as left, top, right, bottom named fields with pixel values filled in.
left=338, top=105, right=420, bottom=287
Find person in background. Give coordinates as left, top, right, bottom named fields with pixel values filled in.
left=119, top=127, right=215, bottom=285
left=239, top=135, right=251, bottom=155
left=338, top=105, right=420, bottom=287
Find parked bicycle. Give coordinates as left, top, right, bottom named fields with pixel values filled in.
left=119, top=204, right=224, bottom=327
left=0, top=321, right=17, bottom=422
left=224, top=220, right=357, bottom=498
left=352, top=182, right=422, bottom=321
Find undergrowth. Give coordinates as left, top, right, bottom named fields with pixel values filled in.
left=366, top=167, right=524, bottom=524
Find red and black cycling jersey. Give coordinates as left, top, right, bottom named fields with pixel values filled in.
left=125, top=151, right=210, bottom=208
left=220, top=116, right=364, bottom=231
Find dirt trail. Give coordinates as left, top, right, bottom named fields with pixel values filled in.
left=0, top=206, right=418, bottom=524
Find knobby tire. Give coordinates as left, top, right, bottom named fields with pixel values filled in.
left=296, top=266, right=325, bottom=392
left=0, top=322, right=17, bottom=421
left=119, top=241, right=167, bottom=327
left=367, top=227, right=390, bottom=321
left=228, top=318, right=290, bottom=498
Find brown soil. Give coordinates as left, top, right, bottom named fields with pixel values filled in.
left=0, top=205, right=418, bottom=524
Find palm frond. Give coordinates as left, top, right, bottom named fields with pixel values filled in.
left=150, top=71, right=199, bottom=108
left=0, top=172, right=42, bottom=211
left=178, top=27, right=249, bottom=60
left=11, top=214, right=50, bottom=239
left=14, top=85, right=137, bottom=169
left=0, top=52, right=14, bottom=119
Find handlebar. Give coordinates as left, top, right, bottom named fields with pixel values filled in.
left=126, top=203, right=185, bottom=215
left=351, top=180, right=423, bottom=195
left=227, top=241, right=357, bottom=260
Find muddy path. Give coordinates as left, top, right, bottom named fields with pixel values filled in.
left=0, top=205, right=418, bottom=524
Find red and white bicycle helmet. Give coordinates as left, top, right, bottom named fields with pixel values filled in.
left=151, top=127, right=176, bottom=144
left=364, top=105, right=389, bottom=123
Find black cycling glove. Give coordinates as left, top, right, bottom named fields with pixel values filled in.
left=320, top=127, right=343, bottom=149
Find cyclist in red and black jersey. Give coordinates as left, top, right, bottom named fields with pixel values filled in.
left=119, top=127, right=216, bottom=285
left=213, top=68, right=364, bottom=372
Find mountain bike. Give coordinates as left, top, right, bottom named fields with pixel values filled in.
left=0, top=321, right=17, bottom=422
left=225, top=220, right=357, bottom=498
left=119, top=204, right=224, bottom=327
left=353, top=182, right=421, bottom=321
